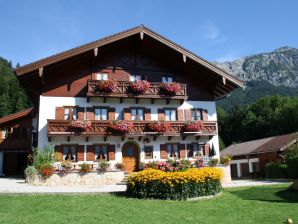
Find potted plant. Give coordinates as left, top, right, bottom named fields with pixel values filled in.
left=97, top=160, right=111, bottom=173
left=220, top=155, right=232, bottom=166
left=108, top=120, right=134, bottom=134
left=115, top=162, right=125, bottom=171
left=208, top=158, right=219, bottom=167
left=58, top=160, right=72, bottom=177
left=95, top=80, right=117, bottom=93
left=39, top=164, right=55, bottom=178
left=129, top=80, right=150, bottom=95
left=71, top=120, right=91, bottom=132
left=79, top=163, right=92, bottom=175
left=159, top=82, right=181, bottom=96
left=147, top=121, right=171, bottom=133
left=183, top=121, right=204, bottom=132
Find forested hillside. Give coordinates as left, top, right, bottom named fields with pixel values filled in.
left=0, top=57, right=31, bottom=117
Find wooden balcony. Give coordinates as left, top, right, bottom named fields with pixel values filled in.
left=47, top=120, right=217, bottom=137
left=87, top=80, right=188, bottom=102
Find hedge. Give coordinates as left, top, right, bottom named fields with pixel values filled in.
left=265, top=162, right=288, bottom=178
left=126, top=168, right=223, bottom=200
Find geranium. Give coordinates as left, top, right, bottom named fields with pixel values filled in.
left=39, top=164, right=55, bottom=178
left=71, top=120, right=91, bottom=131
left=129, top=80, right=150, bottom=95
left=96, top=80, right=117, bottom=93
left=147, top=121, right=171, bottom=132
left=183, top=121, right=204, bottom=132
left=109, top=120, right=134, bottom=134
left=159, top=82, right=182, bottom=95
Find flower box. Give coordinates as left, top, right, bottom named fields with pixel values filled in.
left=183, top=121, right=204, bottom=132
left=109, top=120, right=134, bottom=134
left=147, top=121, right=171, bottom=132
left=71, top=120, right=92, bottom=132
left=129, top=80, right=150, bottom=95
left=95, top=80, right=117, bottom=93
left=159, top=82, right=182, bottom=96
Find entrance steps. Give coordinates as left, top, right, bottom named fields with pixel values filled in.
left=116, top=172, right=136, bottom=185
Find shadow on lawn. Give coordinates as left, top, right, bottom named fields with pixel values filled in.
left=228, top=185, right=298, bottom=203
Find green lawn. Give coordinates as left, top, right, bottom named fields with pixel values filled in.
left=0, top=184, right=297, bottom=224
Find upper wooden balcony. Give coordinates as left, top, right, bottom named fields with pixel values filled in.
left=87, top=80, right=188, bottom=103
left=47, top=120, right=217, bottom=138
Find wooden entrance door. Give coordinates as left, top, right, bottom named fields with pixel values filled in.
left=122, top=142, right=139, bottom=172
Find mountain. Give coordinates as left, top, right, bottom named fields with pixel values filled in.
left=214, top=46, right=298, bottom=87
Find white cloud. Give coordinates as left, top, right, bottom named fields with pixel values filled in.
left=202, top=23, right=227, bottom=45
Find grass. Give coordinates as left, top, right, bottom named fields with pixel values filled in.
left=0, top=184, right=297, bottom=224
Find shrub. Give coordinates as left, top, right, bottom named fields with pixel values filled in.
left=265, top=162, right=288, bottom=178
left=127, top=168, right=223, bottom=200
left=115, top=162, right=125, bottom=171
left=31, top=145, right=56, bottom=170
left=220, top=155, right=232, bottom=165
left=208, top=158, right=219, bottom=167
left=144, top=161, right=158, bottom=169
left=58, top=160, right=72, bottom=177
left=193, top=158, right=204, bottom=168
left=40, top=164, right=55, bottom=178
left=285, top=144, right=298, bottom=179
left=79, top=163, right=92, bottom=175
left=97, top=160, right=111, bottom=172
left=24, top=166, right=38, bottom=181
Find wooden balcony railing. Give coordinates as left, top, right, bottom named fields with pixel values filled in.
left=48, top=120, right=217, bottom=137
left=87, top=80, right=188, bottom=100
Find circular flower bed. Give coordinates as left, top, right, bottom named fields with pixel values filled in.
left=183, top=121, right=204, bottom=132
left=129, top=80, right=150, bottom=95
left=109, top=120, right=134, bottom=134
left=127, top=167, right=223, bottom=200
left=147, top=121, right=171, bottom=132
left=96, top=80, right=117, bottom=93
left=159, top=82, right=182, bottom=96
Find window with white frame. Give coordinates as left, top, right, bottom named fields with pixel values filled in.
left=162, top=76, right=173, bottom=83
left=191, top=109, right=202, bottom=120
left=144, top=146, right=153, bottom=159
left=131, top=108, right=144, bottom=121
left=165, top=109, right=176, bottom=121
left=167, top=143, right=179, bottom=159
left=63, top=145, right=77, bottom=161
left=95, top=108, right=108, bottom=120
left=64, top=107, right=77, bottom=120
left=130, top=75, right=142, bottom=81
left=94, top=145, right=108, bottom=160
left=190, top=142, right=204, bottom=158
left=95, top=73, right=108, bottom=80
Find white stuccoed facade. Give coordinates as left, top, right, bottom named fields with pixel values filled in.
left=38, top=95, right=220, bottom=165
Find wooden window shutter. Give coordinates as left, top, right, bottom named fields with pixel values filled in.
left=202, top=110, right=208, bottom=121
left=108, top=108, right=116, bottom=120
left=55, top=107, right=64, bottom=120
left=87, top=145, right=94, bottom=161
left=158, top=109, right=165, bottom=121
left=77, top=107, right=85, bottom=120
left=204, top=143, right=210, bottom=156
left=144, top=108, right=151, bottom=121
left=54, top=145, right=63, bottom=161
left=76, top=145, right=85, bottom=162
left=86, top=107, right=95, bottom=120
left=179, top=144, right=186, bottom=159
left=187, top=144, right=193, bottom=158
left=123, top=108, right=131, bottom=120
left=160, top=144, right=167, bottom=159
left=108, top=145, right=116, bottom=160
left=184, top=109, right=192, bottom=121
left=177, top=109, right=184, bottom=121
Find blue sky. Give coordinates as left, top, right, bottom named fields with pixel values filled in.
left=0, top=0, right=297, bottom=66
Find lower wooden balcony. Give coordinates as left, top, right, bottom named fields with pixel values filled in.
left=47, top=120, right=217, bottom=138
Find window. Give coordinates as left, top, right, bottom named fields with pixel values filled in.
left=162, top=76, right=173, bottom=83
left=94, top=145, right=108, bottom=160
left=167, top=144, right=179, bottom=159
left=190, top=143, right=204, bottom=158
left=130, top=75, right=142, bottom=81
left=96, top=73, right=108, bottom=80
left=191, top=109, right=202, bottom=120
left=252, top=162, right=260, bottom=172
left=63, top=145, right=77, bottom=161
left=95, top=108, right=108, bottom=120
left=144, top=146, right=153, bottom=159
left=131, top=108, right=144, bottom=121
left=165, top=109, right=176, bottom=121
left=64, top=107, right=77, bottom=120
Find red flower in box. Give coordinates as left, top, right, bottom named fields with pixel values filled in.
left=129, top=80, right=150, bottom=94
left=40, top=164, right=55, bottom=178
left=109, top=120, right=134, bottom=134
left=71, top=120, right=92, bottom=131
left=96, top=80, right=117, bottom=93
left=147, top=121, right=171, bottom=133
left=159, top=82, right=182, bottom=95
left=183, top=121, right=204, bottom=132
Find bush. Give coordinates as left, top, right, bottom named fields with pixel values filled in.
left=40, top=164, right=55, bottom=178
left=144, top=161, right=158, bottom=169
left=24, top=166, right=38, bottom=180
left=144, top=159, right=192, bottom=172
left=208, top=158, right=219, bottom=166
left=97, top=160, right=111, bottom=172
left=31, top=145, right=56, bottom=170
left=127, top=168, right=223, bottom=200
left=265, top=162, right=288, bottom=178
left=193, top=158, right=204, bottom=168
left=285, top=144, right=298, bottom=179
left=220, top=155, right=232, bottom=165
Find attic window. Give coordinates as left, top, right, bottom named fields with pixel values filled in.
left=96, top=73, right=108, bottom=80
left=130, top=75, right=142, bottom=81
left=162, top=76, right=173, bottom=83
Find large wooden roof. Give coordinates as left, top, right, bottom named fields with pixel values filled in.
left=0, top=107, right=34, bottom=127
left=15, top=25, right=244, bottom=89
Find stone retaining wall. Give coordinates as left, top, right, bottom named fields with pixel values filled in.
left=217, top=165, right=232, bottom=184
left=27, top=171, right=124, bottom=186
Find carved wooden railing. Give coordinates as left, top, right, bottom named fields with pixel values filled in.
left=87, top=80, right=188, bottom=100
left=48, top=120, right=217, bottom=136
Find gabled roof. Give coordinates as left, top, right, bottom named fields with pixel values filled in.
left=221, top=132, right=298, bottom=157
left=0, top=108, right=34, bottom=126
left=15, top=25, right=244, bottom=88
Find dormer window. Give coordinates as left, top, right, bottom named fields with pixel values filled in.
left=96, top=73, right=108, bottom=80
left=162, top=76, right=173, bottom=83
left=130, top=75, right=142, bottom=81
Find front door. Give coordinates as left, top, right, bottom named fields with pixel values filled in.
left=122, top=142, right=139, bottom=172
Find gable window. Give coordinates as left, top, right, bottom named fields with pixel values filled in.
left=167, top=143, right=179, bottom=159
left=144, top=146, right=153, bottom=159
left=64, top=107, right=77, bottom=120
left=94, top=145, right=108, bottom=160
left=162, top=76, right=173, bottom=83
left=131, top=108, right=144, bottom=121
left=95, top=108, right=108, bottom=120
left=192, top=109, right=202, bottom=120
left=130, top=75, right=142, bottom=81
left=165, top=109, right=176, bottom=121
left=96, top=73, right=108, bottom=80
left=63, top=145, right=77, bottom=161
